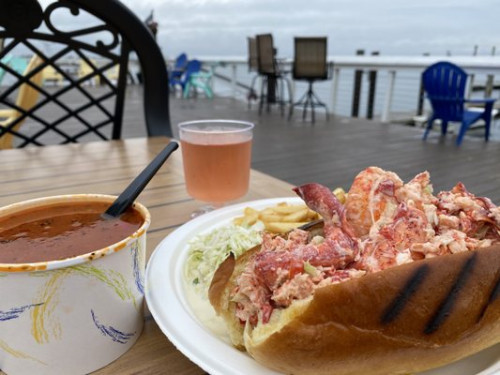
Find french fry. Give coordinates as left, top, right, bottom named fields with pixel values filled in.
left=272, top=205, right=306, bottom=214
left=282, top=208, right=309, bottom=222
left=264, top=221, right=309, bottom=233
left=259, top=213, right=284, bottom=222
left=233, top=197, right=326, bottom=233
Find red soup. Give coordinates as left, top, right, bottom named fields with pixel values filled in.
left=0, top=201, right=144, bottom=264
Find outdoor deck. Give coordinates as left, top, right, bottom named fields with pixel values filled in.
left=169, top=88, right=500, bottom=204
left=10, top=84, right=500, bottom=203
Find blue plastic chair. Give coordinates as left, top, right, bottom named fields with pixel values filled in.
left=168, top=53, right=187, bottom=88
left=422, top=61, right=496, bottom=145
left=169, top=59, right=198, bottom=89
left=183, top=64, right=213, bottom=99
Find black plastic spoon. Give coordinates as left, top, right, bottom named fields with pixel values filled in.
left=103, top=141, right=179, bottom=219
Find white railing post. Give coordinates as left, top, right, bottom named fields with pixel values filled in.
left=231, top=63, right=237, bottom=97
left=331, top=67, right=340, bottom=114
left=381, top=70, right=396, bottom=123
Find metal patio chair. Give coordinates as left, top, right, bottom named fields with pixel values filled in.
left=247, top=37, right=259, bottom=108
left=289, top=37, right=331, bottom=123
left=255, top=33, right=292, bottom=115
left=0, top=0, right=171, bottom=148
left=422, top=61, right=496, bottom=146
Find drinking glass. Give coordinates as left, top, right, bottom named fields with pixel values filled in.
left=178, top=120, right=254, bottom=217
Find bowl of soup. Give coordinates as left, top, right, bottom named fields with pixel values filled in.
left=0, top=194, right=150, bottom=375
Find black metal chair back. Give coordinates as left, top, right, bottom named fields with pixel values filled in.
left=256, top=34, right=276, bottom=75
left=293, top=37, right=328, bottom=81
left=0, top=0, right=171, bottom=148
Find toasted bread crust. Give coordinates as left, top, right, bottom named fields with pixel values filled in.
left=210, top=242, right=500, bottom=375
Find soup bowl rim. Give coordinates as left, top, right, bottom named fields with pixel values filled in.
left=0, top=194, right=151, bottom=273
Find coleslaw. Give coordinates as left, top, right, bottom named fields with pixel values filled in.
left=184, top=222, right=264, bottom=297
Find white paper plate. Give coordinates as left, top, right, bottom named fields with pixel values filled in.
left=145, top=198, right=500, bottom=375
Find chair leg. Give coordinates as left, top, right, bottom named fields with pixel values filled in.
left=483, top=102, right=493, bottom=142
left=288, top=89, right=295, bottom=121
left=441, top=121, right=448, bottom=135
left=248, top=75, right=258, bottom=109
left=456, top=119, right=473, bottom=146
left=259, top=77, right=266, bottom=115
left=311, top=90, right=329, bottom=121
left=279, top=78, right=285, bottom=116
left=422, top=117, right=435, bottom=140
left=183, top=82, right=191, bottom=99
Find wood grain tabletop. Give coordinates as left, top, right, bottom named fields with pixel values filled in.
left=0, top=136, right=295, bottom=375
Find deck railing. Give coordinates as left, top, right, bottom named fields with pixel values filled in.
left=195, top=55, right=500, bottom=123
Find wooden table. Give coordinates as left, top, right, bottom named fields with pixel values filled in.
left=0, top=136, right=295, bottom=374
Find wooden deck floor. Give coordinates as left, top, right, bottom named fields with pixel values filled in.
left=9, top=85, right=500, bottom=203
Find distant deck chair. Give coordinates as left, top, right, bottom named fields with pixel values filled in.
left=0, top=55, right=44, bottom=149
left=170, top=59, right=212, bottom=98
left=422, top=61, right=496, bottom=146
left=0, top=0, right=171, bottom=148
left=169, top=53, right=188, bottom=89
left=256, top=33, right=292, bottom=115
left=247, top=37, right=259, bottom=108
left=289, top=37, right=331, bottom=123
left=183, top=61, right=213, bottom=99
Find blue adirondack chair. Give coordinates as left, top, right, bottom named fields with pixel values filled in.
left=170, top=59, right=213, bottom=99
left=168, top=53, right=188, bottom=88
left=183, top=62, right=213, bottom=99
left=422, top=61, right=496, bottom=146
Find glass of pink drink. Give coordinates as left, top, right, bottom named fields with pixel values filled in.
left=178, top=120, right=254, bottom=217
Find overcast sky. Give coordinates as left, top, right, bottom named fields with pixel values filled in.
left=117, top=0, right=500, bottom=59
left=43, top=0, right=500, bottom=59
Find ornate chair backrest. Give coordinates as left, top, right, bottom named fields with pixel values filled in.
left=293, top=37, right=328, bottom=80
left=422, top=61, right=467, bottom=122
left=0, top=0, right=171, bottom=148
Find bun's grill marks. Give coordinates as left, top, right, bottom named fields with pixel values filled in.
left=424, top=253, right=477, bottom=334
left=381, top=264, right=430, bottom=325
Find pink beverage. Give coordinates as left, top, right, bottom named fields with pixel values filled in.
left=179, top=121, right=254, bottom=204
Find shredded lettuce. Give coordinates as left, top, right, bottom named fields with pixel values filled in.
left=184, top=222, right=264, bottom=297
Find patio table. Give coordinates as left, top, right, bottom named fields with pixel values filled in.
left=0, top=136, right=295, bottom=374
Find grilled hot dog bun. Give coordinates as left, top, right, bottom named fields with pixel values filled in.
left=209, top=241, right=500, bottom=375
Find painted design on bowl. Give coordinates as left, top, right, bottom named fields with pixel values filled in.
left=0, top=339, right=47, bottom=365
left=0, top=303, right=44, bottom=321
left=28, top=264, right=138, bottom=344
left=91, top=309, right=136, bottom=344
left=132, top=242, right=145, bottom=295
